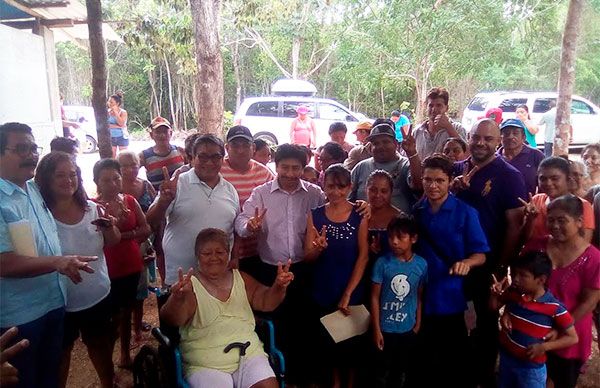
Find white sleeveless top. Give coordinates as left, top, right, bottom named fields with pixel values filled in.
left=55, top=201, right=111, bottom=312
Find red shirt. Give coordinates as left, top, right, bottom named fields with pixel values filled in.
left=98, top=194, right=144, bottom=279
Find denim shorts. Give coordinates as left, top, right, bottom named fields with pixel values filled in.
left=498, top=351, right=546, bottom=388
left=111, top=135, right=129, bottom=147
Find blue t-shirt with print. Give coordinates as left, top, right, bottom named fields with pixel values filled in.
left=371, top=253, right=427, bottom=334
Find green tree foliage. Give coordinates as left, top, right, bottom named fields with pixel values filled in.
left=56, top=0, right=600, bottom=130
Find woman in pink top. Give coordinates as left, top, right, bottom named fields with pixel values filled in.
left=524, top=195, right=600, bottom=388
left=290, top=105, right=316, bottom=148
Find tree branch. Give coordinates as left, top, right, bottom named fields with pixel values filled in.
left=244, top=27, right=291, bottom=78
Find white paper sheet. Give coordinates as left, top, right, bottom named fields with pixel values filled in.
left=8, top=220, right=38, bottom=257
left=320, top=304, right=370, bottom=343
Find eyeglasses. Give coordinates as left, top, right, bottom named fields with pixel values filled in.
left=196, top=153, right=223, bottom=162
left=6, top=144, right=42, bottom=157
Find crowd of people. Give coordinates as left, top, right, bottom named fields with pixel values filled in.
left=1, top=86, right=599, bottom=388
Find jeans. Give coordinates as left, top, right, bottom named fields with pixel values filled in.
left=498, top=351, right=546, bottom=388
left=544, top=142, right=553, bottom=157
left=1, top=307, right=65, bottom=388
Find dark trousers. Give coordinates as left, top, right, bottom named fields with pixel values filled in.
left=414, top=313, right=471, bottom=388
left=1, top=307, right=65, bottom=388
left=240, top=256, right=314, bottom=384
left=374, top=331, right=417, bottom=388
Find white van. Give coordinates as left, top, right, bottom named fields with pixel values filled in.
left=233, top=80, right=367, bottom=148
left=462, top=91, right=600, bottom=147
left=62, top=105, right=99, bottom=153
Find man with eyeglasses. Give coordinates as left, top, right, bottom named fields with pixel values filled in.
left=220, top=126, right=274, bottom=268
left=350, top=118, right=423, bottom=214
left=146, top=134, right=239, bottom=286
left=0, top=122, right=97, bottom=388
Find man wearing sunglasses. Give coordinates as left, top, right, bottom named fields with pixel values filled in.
left=146, top=134, right=239, bottom=286
left=0, top=122, right=97, bottom=388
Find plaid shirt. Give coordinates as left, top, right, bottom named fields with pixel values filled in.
left=413, top=120, right=466, bottom=159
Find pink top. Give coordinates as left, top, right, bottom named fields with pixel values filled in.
left=291, top=118, right=313, bottom=146
left=525, top=238, right=600, bottom=361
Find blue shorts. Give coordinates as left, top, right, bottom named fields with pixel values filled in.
left=498, top=351, right=546, bottom=388
left=0, top=307, right=65, bottom=388
left=111, top=136, right=129, bottom=147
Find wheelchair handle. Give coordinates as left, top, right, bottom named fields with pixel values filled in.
left=224, top=341, right=251, bottom=357
left=151, top=327, right=171, bottom=348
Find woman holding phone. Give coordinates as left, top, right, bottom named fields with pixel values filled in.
left=35, top=151, right=121, bottom=388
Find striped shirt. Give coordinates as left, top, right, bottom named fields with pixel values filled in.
left=220, top=158, right=275, bottom=259
left=141, top=145, right=185, bottom=191
left=499, top=289, right=573, bottom=366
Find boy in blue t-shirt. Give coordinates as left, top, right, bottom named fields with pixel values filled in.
left=371, top=215, right=427, bottom=388
left=490, top=251, right=578, bottom=388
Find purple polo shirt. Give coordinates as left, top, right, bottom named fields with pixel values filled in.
left=453, top=157, right=527, bottom=264
left=497, top=145, right=545, bottom=195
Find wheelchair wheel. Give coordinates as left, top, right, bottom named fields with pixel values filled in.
left=133, top=345, right=171, bottom=388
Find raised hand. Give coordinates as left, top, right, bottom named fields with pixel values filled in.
left=401, top=125, right=417, bottom=157
left=451, top=163, right=479, bottom=192
left=247, top=207, right=267, bottom=234
left=56, top=255, right=97, bottom=284
left=354, top=200, right=371, bottom=219
left=172, top=267, right=194, bottom=299
left=158, top=167, right=180, bottom=206
left=490, top=274, right=510, bottom=296
left=0, top=327, right=29, bottom=387
left=91, top=205, right=117, bottom=230
left=312, top=225, right=328, bottom=251
left=518, top=193, right=539, bottom=221
left=449, top=260, right=471, bottom=276
left=434, top=114, right=452, bottom=131
left=369, top=234, right=381, bottom=254
left=274, top=259, right=294, bottom=289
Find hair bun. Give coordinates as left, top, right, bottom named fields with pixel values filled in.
left=115, top=90, right=124, bottom=98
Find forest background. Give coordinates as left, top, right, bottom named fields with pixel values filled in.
left=56, top=0, right=600, bottom=134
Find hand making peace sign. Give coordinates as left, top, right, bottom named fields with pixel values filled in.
left=172, top=267, right=194, bottom=300
left=274, top=259, right=294, bottom=289
left=518, top=192, right=539, bottom=221
left=158, top=166, right=181, bottom=206
left=312, top=225, right=328, bottom=251
left=451, top=163, right=479, bottom=192
left=247, top=207, right=267, bottom=234
left=400, top=124, right=417, bottom=157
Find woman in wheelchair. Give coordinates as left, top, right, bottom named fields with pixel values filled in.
left=160, top=228, right=294, bottom=388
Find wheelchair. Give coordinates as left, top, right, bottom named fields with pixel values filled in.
left=133, top=287, right=286, bottom=388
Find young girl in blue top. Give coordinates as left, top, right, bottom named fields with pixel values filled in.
left=304, top=163, right=369, bottom=387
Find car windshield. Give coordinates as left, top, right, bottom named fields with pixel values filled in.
left=467, top=96, right=489, bottom=111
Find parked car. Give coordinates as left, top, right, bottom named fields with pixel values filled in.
left=62, top=105, right=98, bottom=153
left=462, top=91, right=600, bottom=147
left=233, top=96, right=370, bottom=148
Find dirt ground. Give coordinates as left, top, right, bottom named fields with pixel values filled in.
left=67, top=294, right=600, bottom=388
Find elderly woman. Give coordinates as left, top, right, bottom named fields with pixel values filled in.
left=35, top=152, right=120, bottom=388
left=161, top=228, right=294, bottom=388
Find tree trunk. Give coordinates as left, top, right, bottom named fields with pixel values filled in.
left=163, top=52, right=177, bottom=128
left=291, top=36, right=301, bottom=80
left=232, top=40, right=242, bottom=109
left=555, top=0, right=584, bottom=157
left=85, top=0, right=110, bottom=158
left=190, top=0, right=224, bottom=135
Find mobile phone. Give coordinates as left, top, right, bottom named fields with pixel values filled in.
left=91, top=218, right=112, bottom=228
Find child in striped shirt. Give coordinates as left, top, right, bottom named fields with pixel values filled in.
left=490, top=251, right=578, bottom=388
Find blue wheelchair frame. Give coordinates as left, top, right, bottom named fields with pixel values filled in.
left=141, top=287, right=286, bottom=388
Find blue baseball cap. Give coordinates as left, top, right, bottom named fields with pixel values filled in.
left=500, top=118, right=526, bottom=132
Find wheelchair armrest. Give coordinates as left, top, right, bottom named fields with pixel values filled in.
left=152, top=327, right=171, bottom=348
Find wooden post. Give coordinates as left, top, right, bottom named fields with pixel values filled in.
left=85, top=0, right=111, bottom=158
left=555, top=0, right=584, bottom=157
